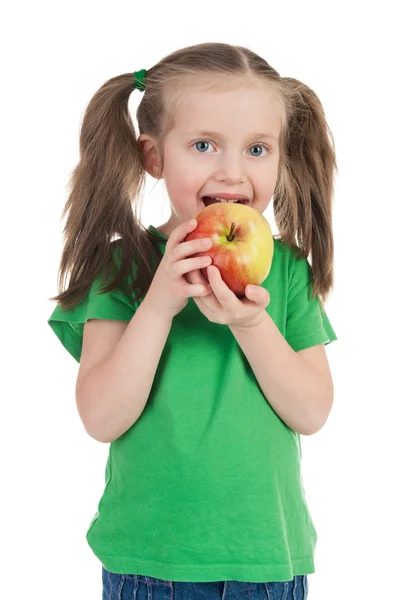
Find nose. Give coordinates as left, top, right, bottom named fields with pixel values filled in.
left=215, top=153, right=245, bottom=184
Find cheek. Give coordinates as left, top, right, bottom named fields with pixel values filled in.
left=163, top=174, right=200, bottom=212
left=259, top=165, right=279, bottom=192
left=164, top=163, right=202, bottom=196
left=168, top=175, right=197, bottom=196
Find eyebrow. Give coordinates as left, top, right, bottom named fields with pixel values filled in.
left=187, top=130, right=278, bottom=142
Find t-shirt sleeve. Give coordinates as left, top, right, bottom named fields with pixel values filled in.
left=47, top=272, right=136, bottom=364
left=285, top=254, right=338, bottom=352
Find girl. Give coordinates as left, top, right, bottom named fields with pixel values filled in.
left=48, top=42, right=338, bottom=600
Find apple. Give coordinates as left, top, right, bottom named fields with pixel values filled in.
left=184, top=202, right=274, bottom=297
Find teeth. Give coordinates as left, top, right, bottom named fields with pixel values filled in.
left=210, top=196, right=242, bottom=203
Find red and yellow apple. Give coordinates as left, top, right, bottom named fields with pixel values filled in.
left=184, top=202, right=274, bottom=297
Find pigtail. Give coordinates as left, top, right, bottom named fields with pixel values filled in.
left=49, top=73, right=163, bottom=311
left=273, top=78, right=338, bottom=308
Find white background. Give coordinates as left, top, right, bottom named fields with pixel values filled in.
left=3, top=1, right=411, bottom=598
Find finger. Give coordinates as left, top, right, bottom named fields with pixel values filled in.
left=195, top=266, right=210, bottom=285
left=172, top=236, right=213, bottom=264
left=187, top=269, right=202, bottom=285
left=166, top=218, right=198, bottom=252
left=174, top=254, right=212, bottom=278
left=207, top=265, right=234, bottom=304
left=182, top=269, right=212, bottom=297
left=182, top=281, right=212, bottom=297
left=246, top=285, right=270, bottom=307
left=188, top=268, right=200, bottom=283
left=191, top=269, right=213, bottom=294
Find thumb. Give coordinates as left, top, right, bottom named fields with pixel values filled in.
left=246, top=285, right=270, bottom=306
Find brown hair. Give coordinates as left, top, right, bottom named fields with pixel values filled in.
left=49, top=42, right=337, bottom=312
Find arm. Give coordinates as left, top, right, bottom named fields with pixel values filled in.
left=76, top=298, right=173, bottom=443
left=229, top=310, right=334, bottom=435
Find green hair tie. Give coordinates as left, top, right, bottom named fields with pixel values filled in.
left=134, top=69, right=147, bottom=92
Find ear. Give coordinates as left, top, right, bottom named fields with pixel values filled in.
left=137, top=134, right=162, bottom=178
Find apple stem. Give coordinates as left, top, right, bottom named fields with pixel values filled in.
left=227, top=222, right=236, bottom=242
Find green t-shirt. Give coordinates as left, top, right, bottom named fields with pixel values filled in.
left=47, top=224, right=337, bottom=583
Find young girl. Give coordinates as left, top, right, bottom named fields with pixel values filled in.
left=48, top=42, right=338, bottom=600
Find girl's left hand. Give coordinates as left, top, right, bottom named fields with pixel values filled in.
left=187, top=265, right=270, bottom=328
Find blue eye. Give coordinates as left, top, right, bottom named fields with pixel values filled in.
left=249, top=145, right=266, bottom=157
left=193, top=139, right=269, bottom=156
left=194, top=140, right=211, bottom=152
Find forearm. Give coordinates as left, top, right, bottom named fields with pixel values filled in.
left=229, top=311, right=332, bottom=435
left=77, top=298, right=173, bottom=443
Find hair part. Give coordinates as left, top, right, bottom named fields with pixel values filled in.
left=49, top=42, right=337, bottom=313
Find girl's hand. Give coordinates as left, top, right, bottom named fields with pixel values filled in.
left=145, top=219, right=214, bottom=321
left=187, top=265, right=271, bottom=328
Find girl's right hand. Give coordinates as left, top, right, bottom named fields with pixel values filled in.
left=145, top=219, right=213, bottom=320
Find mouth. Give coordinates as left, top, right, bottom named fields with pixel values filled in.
left=201, top=196, right=250, bottom=208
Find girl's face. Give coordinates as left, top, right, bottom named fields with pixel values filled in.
left=144, top=81, right=283, bottom=238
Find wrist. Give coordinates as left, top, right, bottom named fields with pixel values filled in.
left=140, top=295, right=174, bottom=327
left=229, top=309, right=268, bottom=333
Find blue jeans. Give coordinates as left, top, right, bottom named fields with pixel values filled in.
left=102, top=567, right=309, bottom=599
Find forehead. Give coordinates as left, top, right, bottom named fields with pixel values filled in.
left=170, top=77, right=283, bottom=138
